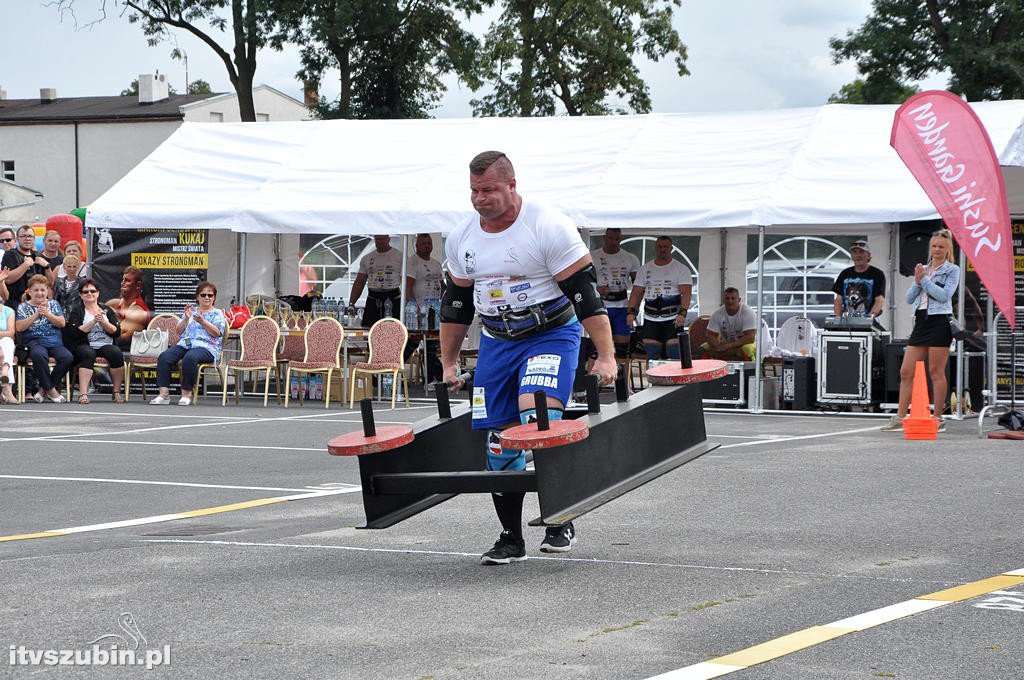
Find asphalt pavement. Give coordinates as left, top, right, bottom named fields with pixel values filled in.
left=1, top=390, right=1022, bottom=679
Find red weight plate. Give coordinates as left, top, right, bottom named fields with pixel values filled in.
left=328, top=425, right=415, bottom=456
left=645, top=359, right=730, bottom=386
left=500, top=419, right=589, bottom=450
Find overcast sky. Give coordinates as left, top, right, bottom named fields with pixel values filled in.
left=1, top=1, right=931, bottom=116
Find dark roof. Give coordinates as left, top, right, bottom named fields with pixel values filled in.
left=0, top=93, right=225, bottom=123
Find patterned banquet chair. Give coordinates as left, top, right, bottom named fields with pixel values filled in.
left=284, top=316, right=344, bottom=408
left=349, top=318, right=409, bottom=409
left=124, top=313, right=181, bottom=401
left=222, top=315, right=282, bottom=407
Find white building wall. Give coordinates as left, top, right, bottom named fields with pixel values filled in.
left=0, top=120, right=181, bottom=220
left=183, top=87, right=311, bottom=123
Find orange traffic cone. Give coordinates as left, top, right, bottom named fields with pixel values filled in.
left=903, top=360, right=938, bottom=440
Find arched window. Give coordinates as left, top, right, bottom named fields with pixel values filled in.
left=298, top=234, right=373, bottom=299
left=746, top=235, right=851, bottom=333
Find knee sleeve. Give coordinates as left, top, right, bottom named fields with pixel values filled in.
left=486, top=429, right=526, bottom=472
left=665, top=341, right=680, bottom=360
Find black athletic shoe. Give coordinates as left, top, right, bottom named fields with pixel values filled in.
left=480, top=531, right=527, bottom=565
left=539, top=522, right=576, bottom=553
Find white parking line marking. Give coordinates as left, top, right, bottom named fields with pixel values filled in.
left=130, top=539, right=970, bottom=586
left=718, top=426, right=881, bottom=449
left=0, top=474, right=349, bottom=493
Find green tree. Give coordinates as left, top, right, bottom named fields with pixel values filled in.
left=830, top=0, right=1024, bottom=103
left=271, top=0, right=482, bottom=119
left=826, top=77, right=918, bottom=105
left=120, top=77, right=212, bottom=96
left=472, top=0, right=688, bottom=117
left=58, top=0, right=272, bottom=121
left=187, top=78, right=214, bottom=94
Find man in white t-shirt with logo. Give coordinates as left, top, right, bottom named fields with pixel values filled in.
left=591, top=228, right=639, bottom=356
left=348, top=234, right=403, bottom=328
left=697, top=287, right=758, bottom=361
left=406, top=233, right=446, bottom=381
left=440, top=151, right=615, bottom=566
left=405, top=233, right=445, bottom=322
left=625, top=236, right=693, bottom=360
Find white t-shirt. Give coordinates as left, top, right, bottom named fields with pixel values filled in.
left=591, top=248, right=640, bottom=308
left=635, top=259, right=693, bottom=321
left=357, top=247, right=403, bottom=291
left=445, top=197, right=587, bottom=317
left=407, top=255, right=444, bottom=301
left=708, top=303, right=757, bottom=342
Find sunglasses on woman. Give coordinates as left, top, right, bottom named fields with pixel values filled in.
left=198, top=293, right=215, bottom=298
left=80, top=289, right=98, bottom=294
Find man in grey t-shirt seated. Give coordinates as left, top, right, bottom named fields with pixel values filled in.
left=696, top=287, right=757, bottom=362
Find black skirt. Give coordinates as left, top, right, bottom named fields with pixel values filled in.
left=907, top=310, right=952, bottom=347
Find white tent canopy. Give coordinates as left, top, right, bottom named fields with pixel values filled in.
left=88, top=101, right=1024, bottom=234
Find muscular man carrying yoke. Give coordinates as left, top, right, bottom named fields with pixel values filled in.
left=440, top=151, right=616, bottom=565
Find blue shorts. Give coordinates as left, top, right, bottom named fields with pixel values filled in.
left=607, top=307, right=631, bottom=337
left=471, top=322, right=581, bottom=430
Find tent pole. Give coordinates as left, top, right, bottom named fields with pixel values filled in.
left=400, top=234, right=410, bottom=325
left=986, top=295, right=996, bottom=410
left=953, top=249, right=966, bottom=419
left=237, top=233, right=247, bottom=303
left=751, top=225, right=765, bottom=413
left=273, top=234, right=281, bottom=297
left=719, top=229, right=727, bottom=295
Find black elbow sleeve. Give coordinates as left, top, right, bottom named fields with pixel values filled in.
left=440, top=275, right=475, bottom=324
left=558, top=264, right=607, bottom=321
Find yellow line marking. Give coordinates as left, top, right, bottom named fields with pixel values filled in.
left=179, top=498, right=287, bottom=517
left=917, top=574, right=1024, bottom=601
left=649, top=569, right=1024, bottom=679
left=0, top=489, right=352, bottom=543
left=0, top=532, right=66, bottom=542
left=712, top=626, right=852, bottom=667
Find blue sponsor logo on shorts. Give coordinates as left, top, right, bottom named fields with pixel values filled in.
left=510, top=283, right=530, bottom=293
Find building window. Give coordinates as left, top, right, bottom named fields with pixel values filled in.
left=1, top=160, right=14, bottom=181
left=209, top=112, right=224, bottom=122
left=257, top=113, right=270, bottom=122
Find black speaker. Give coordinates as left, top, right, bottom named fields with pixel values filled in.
left=898, top=221, right=941, bottom=276
left=782, top=356, right=815, bottom=410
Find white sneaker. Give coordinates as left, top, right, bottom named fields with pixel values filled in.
left=879, top=415, right=903, bottom=431
left=177, top=397, right=192, bottom=406
left=149, top=395, right=171, bottom=405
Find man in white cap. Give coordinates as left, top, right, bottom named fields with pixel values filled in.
left=831, top=239, right=886, bottom=318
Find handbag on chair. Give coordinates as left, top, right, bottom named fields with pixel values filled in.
left=130, top=329, right=169, bottom=358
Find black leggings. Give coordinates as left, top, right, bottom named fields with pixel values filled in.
left=72, top=343, right=126, bottom=371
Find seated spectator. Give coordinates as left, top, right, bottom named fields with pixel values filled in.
left=64, top=279, right=125, bottom=404
left=695, top=287, right=758, bottom=362
left=54, top=254, right=87, bottom=311
left=55, top=240, right=90, bottom=280
left=0, top=301, right=19, bottom=403
left=150, top=281, right=226, bottom=406
left=15, top=274, right=72, bottom=403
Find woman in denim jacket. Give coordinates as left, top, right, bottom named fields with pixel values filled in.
left=881, top=229, right=960, bottom=432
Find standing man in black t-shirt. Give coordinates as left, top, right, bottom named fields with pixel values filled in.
left=831, top=239, right=886, bottom=318
left=2, top=225, right=55, bottom=310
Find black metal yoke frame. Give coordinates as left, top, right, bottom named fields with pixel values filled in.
left=351, top=379, right=717, bottom=529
